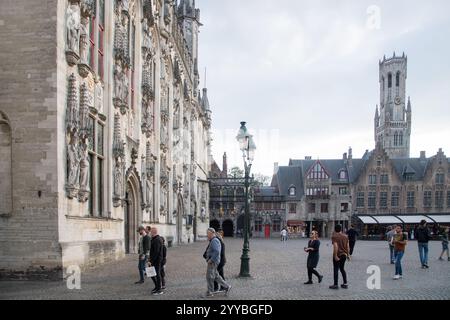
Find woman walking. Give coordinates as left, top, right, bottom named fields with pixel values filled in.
left=304, top=231, right=323, bottom=284
left=438, top=227, right=449, bottom=261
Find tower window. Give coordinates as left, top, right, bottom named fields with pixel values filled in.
left=399, top=132, right=403, bottom=146
left=388, top=73, right=392, bottom=88
left=394, top=132, right=398, bottom=146
left=396, top=72, right=400, bottom=87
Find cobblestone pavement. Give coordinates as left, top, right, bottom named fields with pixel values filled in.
left=1, top=239, right=449, bottom=300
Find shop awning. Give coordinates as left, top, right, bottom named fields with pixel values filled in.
left=355, top=214, right=450, bottom=225
left=427, top=215, right=450, bottom=223
left=287, top=220, right=305, bottom=226
left=356, top=216, right=378, bottom=224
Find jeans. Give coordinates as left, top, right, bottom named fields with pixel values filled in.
left=307, top=267, right=321, bottom=282
left=333, top=255, right=347, bottom=286
left=394, top=250, right=404, bottom=276
left=214, top=264, right=225, bottom=291
left=160, top=264, right=166, bottom=288
left=389, top=245, right=395, bottom=263
left=138, top=256, right=148, bottom=282
left=207, top=262, right=229, bottom=293
left=349, top=240, right=356, bottom=256
left=418, top=242, right=429, bottom=266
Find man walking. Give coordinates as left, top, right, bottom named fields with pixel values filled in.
left=346, top=225, right=359, bottom=257
left=281, top=228, right=288, bottom=242
left=135, top=226, right=150, bottom=284
left=149, top=227, right=164, bottom=295
left=393, top=225, right=408, bottom=279
left=386, top=225, right=396, bottom=264
left=160, top=236, right=167, bottom=290
left=214, top=230, right=227, bottom=292
left=415, top=220, right=431, bottom=268
left=329, top=224, right=350, bottom=290
left=438, top=227, right=449, bottom=261
left=204, top=228, right=231, bottom=297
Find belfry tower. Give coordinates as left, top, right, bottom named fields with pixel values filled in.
left=374, top=52, right=412, bottom=158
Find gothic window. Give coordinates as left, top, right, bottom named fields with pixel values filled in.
left=423, top=191, right=432, bottom=208
left=436, top=173, right=445, bottom=184
left=89, top=0, right=106, bottom=79
left=339, top=187, right=348, bottom=195
left=368, top=192, right=376, bottom=208
left=388, top=73, right=392, bottom=88
left=0, top=112, right=12, bottom=215
left=380, top=174, right=389, bottom=184
left=396, top=72, right=400, bottom=87
left=368, top=175, right=377, bottom=185
left=357, top=192, right=365, bottom=208
left=88, top=114, right=105, bottom=216
left=380, top=192, right=388, bottom=208
left=435, top=191, right=444, bottom=209
left=399, top=132, right=403, bottom=146
left=391, top=192, right=399, bottom=207
left=407, top=191, right=415, bottom=208
left=394, top=132, right=398, bottom=146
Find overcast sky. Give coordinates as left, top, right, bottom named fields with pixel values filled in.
left=196, top=0, right=450, bottom=177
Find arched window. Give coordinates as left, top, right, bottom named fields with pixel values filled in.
left=0, top=111, right=12, bottom=215
left=289, top=186, right=296, bottom=196
left=399, top=132, right=403, bottom=146
left=394, top=132, right=398, bottom=146
left=388, top=73, right=392, bottom=88
left=396, top=72, right=400, bottom=87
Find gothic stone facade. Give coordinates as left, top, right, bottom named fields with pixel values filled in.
left=0, top=0, right=212, bottom=279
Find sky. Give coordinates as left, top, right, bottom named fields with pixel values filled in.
left=196, top=0, right=450, bottom=177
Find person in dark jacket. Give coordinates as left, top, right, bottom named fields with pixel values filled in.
left=204, top=228, right=231, bottom=297
left=149, top=227, right=164, bottom=295
left=135, top=226, right=151, bottom=284
left=415, top=220, right=431, bottom=268
left=346, top=225, right=359, bottom=256
left=214, top=230, right=227, bottom=292
left=160, top=236, right=167, bottom=290
left=304, top=231, right=323, bottom=284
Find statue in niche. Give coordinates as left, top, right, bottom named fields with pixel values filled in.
left=146, top=179, right=153, bottom=212
left=67, top=134, right=81, bottom=191
left=142, top=19, right=152, bottom=54
left=79, top=18, right=89, bottom=64
left=114, top=157, right=125, bottom=201
left=78, top=142, right=90, bottom=202
left=66, top=4, right=81, bottom=54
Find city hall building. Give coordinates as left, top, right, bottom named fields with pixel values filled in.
left=0, top=0, right=212, bottom=279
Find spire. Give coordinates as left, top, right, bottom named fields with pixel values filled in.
left=407, top=97, right=412, bottom=112
left=201, top=87, right=210, bottom=111
left=222, top=152, right=228, bottom=177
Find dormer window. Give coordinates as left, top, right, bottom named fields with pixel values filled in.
left=289, top=186, right=296, bottom=196
left=339, top=170, right=347, bottom=180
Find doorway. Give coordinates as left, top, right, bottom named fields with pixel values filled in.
left=264, top=225, right=271, bottom=239
left=222, top=220, right=234, bottom=237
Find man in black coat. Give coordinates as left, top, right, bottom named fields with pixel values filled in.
left=149, top=227, right=164, bottom=295
left=346, top=225, right=359, bottom=256
left=135, top=226, right=151, bottom=284
left=415, top=220, right=432, bottom=268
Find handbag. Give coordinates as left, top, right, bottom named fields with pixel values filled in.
left=145, top=266, right=157, bottom=278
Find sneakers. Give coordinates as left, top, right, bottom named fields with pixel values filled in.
left=329, top=285, right=339, bottom=290
left=304, top=281, right=313, bottom=285
left=151, top=290, right=164, bottom=296
left=424, top=264, right=429, bottom=269
left=341, top=284, right=348, bottom=289
left=206, top=292, right=215, bottom=298
left=225, top=285, right=232, bottom=296
left=393, top=275, right=400, bottom=280
left=318, top=275, right=323, bottom=284
left=135, top=280, right=144, bottom=284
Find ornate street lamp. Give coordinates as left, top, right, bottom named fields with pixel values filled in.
left=236, top=122, right=256, bottom=277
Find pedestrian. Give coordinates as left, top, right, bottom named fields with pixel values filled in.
left=438, top=227, right=449, bottom=261
left=304, top=231, right=323, bottom=285
left=214, top=230, right=227, bottom=292
left=160, top=236, right=167, bottom=290
left=204, top=228, right=231, bottom=297
left=281, top=228, right=288, bottom=242
left=346, top=225, right=359, bottom=257
left=149, top=227, right=164, bottom=295
left=329, top=224, right=350, bottom=290
left=386, top=225, right=396, bottom=264
left=393, top=225, right=408, bottom=280
left=415, top=220, right=431, bottom=269
left=135, top=226, right=151, bottom=284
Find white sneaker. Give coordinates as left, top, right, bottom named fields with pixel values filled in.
left=393, top=275, right=400, bottom=280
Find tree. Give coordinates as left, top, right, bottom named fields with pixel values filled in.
left=252, top=173, right=271, bottom=187
left=228, top=166, right=244, bottom=178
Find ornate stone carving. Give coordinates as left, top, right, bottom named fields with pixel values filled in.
left=66, top=74, right=80, bottom=198
left=80, top=0, right=96, bottom=18
left=113, top=63, right=129, bottom=114
left=78, top=16, right=91, bottom=78
left=113, top=114, right=126, bottom=207
left=78, top=142, right=90, bottom=202
left=66, top=3, right=81, bottom=66
left=143, top=0, right=154, bottom=26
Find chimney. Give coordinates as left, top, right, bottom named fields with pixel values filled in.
left=343, top=153, right=348, bottom=160
left=420, top=151, right=426, bottom=160
left=347, top=147, right=353, bottom=167
left=273, top=162, right=279, bottom=175
left=222, top=152, right=228, bottom=177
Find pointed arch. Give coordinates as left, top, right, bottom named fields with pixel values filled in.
left=396, top=71, right=401, bottom=87
left=388, top=73, right=392, bottom=88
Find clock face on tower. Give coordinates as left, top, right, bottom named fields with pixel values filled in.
left=395, top=96, right=401, bottom=105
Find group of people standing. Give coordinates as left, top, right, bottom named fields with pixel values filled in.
left=135, top=226, right=167, bottom=296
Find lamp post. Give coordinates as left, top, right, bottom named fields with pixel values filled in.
left=236, top=122, right=256, bottom=278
